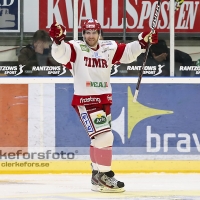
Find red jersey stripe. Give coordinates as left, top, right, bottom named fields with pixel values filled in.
left=64, top=62, right=72, bottom=69
left=112, top=43, right=126, bottom=64
left=66, top=42, right=77, bottom=62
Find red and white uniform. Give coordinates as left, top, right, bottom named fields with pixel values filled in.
left=51, top=39, right=145, bottom=106
left=50, top=19, right=157, bottom=179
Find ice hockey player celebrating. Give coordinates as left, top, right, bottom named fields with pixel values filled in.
left=49, top=19, right=158, bottom=193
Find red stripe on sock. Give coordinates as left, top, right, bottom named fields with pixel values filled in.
left=90, top=145, right=96, bottom=163
left=94, top=146, right=112, bottom=166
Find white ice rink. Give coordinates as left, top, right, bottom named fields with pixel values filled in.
left=0, top=173, right=200, bottom=200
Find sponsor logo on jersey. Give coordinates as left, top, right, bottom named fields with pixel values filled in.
left=86, top=81, right=108, bottom=88
left=179, top=65, right=200, bottom=74
left=80, top=97, right=101, bottom=104
left=81, top=113, right=94, bottom=132
left=93, top=52, right=101, bottom=59
left=94, top=114, right=107, bottom=125
left=84, top=57, right=108, bottom=68
left=101, top=41, right=113, bottom=46
left=80, top=44, right=90, bottom=52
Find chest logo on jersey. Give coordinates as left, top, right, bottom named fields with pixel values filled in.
left=86, top=81, right=108, bottom=88
left=84, top=57, right=108, bottom=68
left=93, top=52, right=101, bottom=59
left=80, top=44, right=90, bottom=52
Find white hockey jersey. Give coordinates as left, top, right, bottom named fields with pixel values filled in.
left=51, top=39, right=145, bottom=106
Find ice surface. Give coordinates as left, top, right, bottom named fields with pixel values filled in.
left=0, top=173, right=200, bottom=200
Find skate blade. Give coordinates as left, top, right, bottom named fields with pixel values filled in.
left=91, top=184, right=99, bottom=192
left=91, top=184, right=125, bottom=193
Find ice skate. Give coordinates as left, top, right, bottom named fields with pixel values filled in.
left=92, top=170, right=125, bottom=193
left=91, top=169, right=100, bottom=192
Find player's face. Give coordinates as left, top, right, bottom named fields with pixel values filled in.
left=84, top=30, right=99, bottom=48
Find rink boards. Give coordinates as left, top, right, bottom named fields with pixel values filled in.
left=0, top=77, right=200, bottom=173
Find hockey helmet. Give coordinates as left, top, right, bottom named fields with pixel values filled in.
left=82, top=19, right=101, bottom=33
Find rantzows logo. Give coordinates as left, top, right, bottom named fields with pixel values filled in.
left=15, top=65, right=67, bottom=76
left=16, top=64, right=25, bottom=76
left=179, top=64, right=200, bottom=75
left=0, top=65, right=67, bottom=76
left=32, top=66, right=66, bottom=76
left=111, top=64, right=164, bottom=76
left=154, top=64, right=165, bottom=76
left=0, top=66, right=23, bottom=76
left=111, top=64, right=120, bottom=75
left=127, top=65, right=164, bottom=76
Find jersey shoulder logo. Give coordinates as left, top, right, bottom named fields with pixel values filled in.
left=101, top=40, right=113, bottom=47
left=80, top=44, right=90, bottom=52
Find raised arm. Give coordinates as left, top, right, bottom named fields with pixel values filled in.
left=49, top=22, right=76, bottom=65
left=112, top=31, right=158, bottom=64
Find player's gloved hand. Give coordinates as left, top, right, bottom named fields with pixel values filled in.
left=49, top=22, right=66, bottom=45
left=175, top=0, right=184, bottom=10
left=138, top=31, right=158, bottom=49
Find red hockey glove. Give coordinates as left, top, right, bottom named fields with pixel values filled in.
left=138, top=31, right=158, bottom=49
left=49, top=22, right=66, bottom=45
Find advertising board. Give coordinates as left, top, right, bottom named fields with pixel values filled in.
left=21, top=0, right=200, bottom=34
left=0, top=78, right=200, bottom=173
left=0, top=0, right=20, bottom=32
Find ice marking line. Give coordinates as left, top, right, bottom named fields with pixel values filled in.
left=0, top=191, right=200, bottom=199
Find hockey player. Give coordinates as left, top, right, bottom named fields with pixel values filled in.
left=49, top=19, right=158, bottom=193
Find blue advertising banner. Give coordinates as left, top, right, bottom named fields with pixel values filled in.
left=55, top=83, right=200, bottom=156
left=0, top=0, right=20, bottom=32
left=1, top=80, right=200, bottom=173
